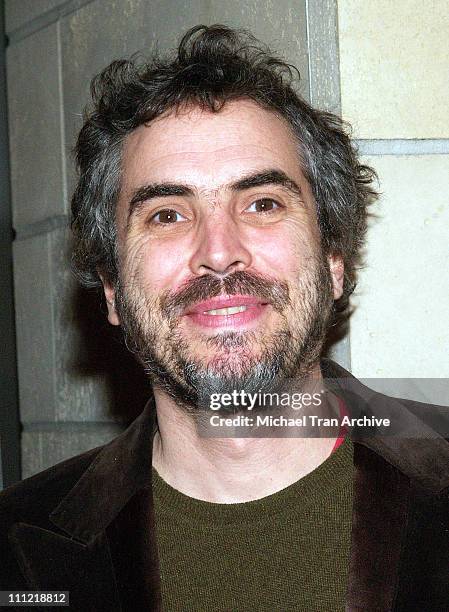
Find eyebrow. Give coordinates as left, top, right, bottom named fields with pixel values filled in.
left=230, top=169, right=303, bottom=198
left=126, top=168, right=303, bottom=224
left=128, top=183, right=194, bottom=223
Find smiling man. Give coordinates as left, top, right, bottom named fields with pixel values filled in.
left=1, top=25, right=448, bottom=612
left=110, top=100, right=340, bottom=416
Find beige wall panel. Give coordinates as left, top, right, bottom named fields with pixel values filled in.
left=338, top=0, right=449, bottom=138
left=350, top=155, right=449, bottom=378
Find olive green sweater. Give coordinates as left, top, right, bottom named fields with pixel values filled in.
left=152, top=437, right=353, bottom=612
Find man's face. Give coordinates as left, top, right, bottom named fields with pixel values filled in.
left=103, top=99, right=343, bottom=409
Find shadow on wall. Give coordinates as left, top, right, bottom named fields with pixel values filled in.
left=70, top=284, right=152, bottom=425
left=323, top=317, right=349, bottom=361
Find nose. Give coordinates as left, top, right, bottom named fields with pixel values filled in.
left=189, top=212, right=252, bottom=277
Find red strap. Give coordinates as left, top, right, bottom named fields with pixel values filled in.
left=331, top=396, right=348, bottom=453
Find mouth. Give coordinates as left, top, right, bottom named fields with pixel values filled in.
left=184, top=295, right=270, bottom=329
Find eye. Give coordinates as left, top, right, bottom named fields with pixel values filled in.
left=150, top=209, right=186, bottom=224
left=246, top=198, right=281, bottom=213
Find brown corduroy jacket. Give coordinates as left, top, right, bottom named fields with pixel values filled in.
left=1, top=360, right=448, bottom=611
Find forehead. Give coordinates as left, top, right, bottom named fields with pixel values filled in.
left=119, top=99, right=306, bottom=197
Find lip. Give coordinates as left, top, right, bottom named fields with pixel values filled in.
left=184, top=294, right=270, bottom=329
left=185, top=295, right=267, bottom=314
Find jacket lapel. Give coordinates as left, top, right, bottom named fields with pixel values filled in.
left=9, top=401, right=162, bottom=612
left=345, top=443, right=411, bottom=612
left=321, top=358, right=449, bottom=494
left=9, top=523, right=120, bottom=611
left=321, top=360, right=449, bottom=611
left=106, top=485, right=161, bottom=610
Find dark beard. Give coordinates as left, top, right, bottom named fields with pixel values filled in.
left=114, top=259, right=334, bottom=414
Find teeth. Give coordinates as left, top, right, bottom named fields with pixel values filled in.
left=205, top=305, right=248, bottom=316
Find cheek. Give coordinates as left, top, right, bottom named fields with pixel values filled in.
left=249, top=219, right=318, bottom=278
left=124, top=232, right=191, bottom=293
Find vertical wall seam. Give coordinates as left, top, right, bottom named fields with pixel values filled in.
left=333, top=0, right=350, bottom=371
left=306, top=0, right=342, bottom=114
left=304, top=0, right=313, bottom=104
left=54, top=19, right=66, bottom=423
left=333, top=0, right=342, bottom=112
left=57, top=20, right=68, bottom=211
left=306, top=0, right=350, bottom=370
left=48, top=231, right=58, bottom=423
left=0, top=0, right=21, bottom=486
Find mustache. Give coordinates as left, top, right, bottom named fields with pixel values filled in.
left=160, top=271, right=291, bottom=318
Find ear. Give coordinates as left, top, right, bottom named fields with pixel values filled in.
left=327, top=253, right=344, bottom=300
left=98, top=273, right=120, bottom=326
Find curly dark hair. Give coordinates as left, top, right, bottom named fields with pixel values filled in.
left=71, top=24, right=377, bottom=315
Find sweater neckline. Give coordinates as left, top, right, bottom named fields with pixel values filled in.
left=152, top=436, right=353, bottom=527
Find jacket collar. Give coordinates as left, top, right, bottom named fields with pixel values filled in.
left=50, top=399, right=157, bottom=545
left=25, top=400, right=162, bottom=610
left=321, top=358, right=449, bottom=494
left=11, top=399, right=162, bottom=611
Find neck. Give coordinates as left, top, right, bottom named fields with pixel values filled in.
left=151, top=363, right=340, bottom=503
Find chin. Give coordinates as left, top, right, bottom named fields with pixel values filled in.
left=209, top=355, right=257, bottom=376
left=192, top=341, right=262, bottom=369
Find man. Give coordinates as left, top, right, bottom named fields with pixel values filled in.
left=0, top=25, right=448, bottom=612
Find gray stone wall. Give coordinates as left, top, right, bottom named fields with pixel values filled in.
left=6, top=0, right=344, bottom=478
